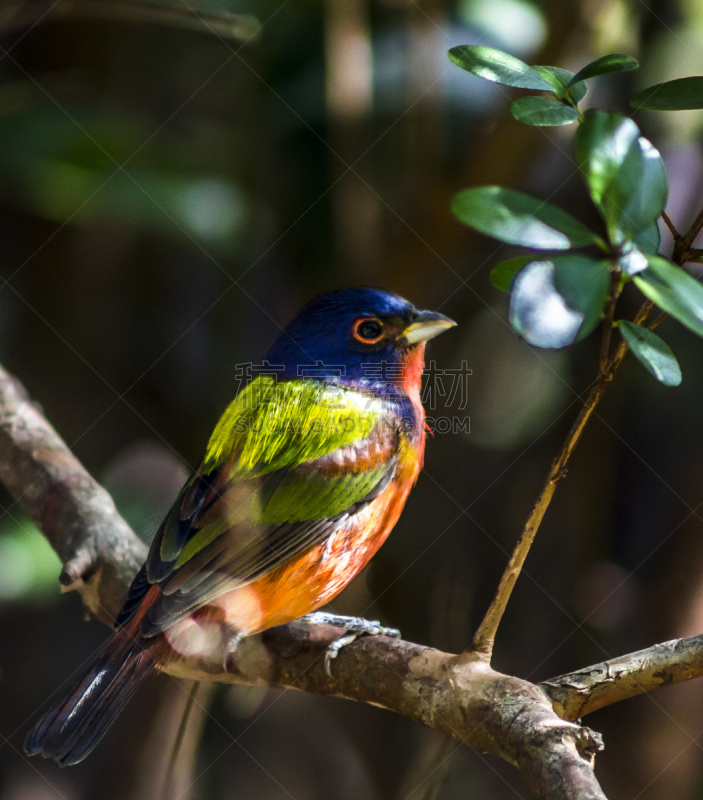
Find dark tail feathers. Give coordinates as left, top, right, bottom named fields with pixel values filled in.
left=25, top=628, right=158, bottom=766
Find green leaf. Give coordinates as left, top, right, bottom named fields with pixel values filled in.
left=534, top=66, right=588, bottom=103
left=631, top=77, right=703, bottom=110
left=509, top=256, right=610, bottom=348
left=619, top=321, right=682, bottom=386
left=577, top=112, right=639, bottom=206
left=577, top=111, right=667, bottom=250
left=553, top=255, right=611, bottom=339
left=569, top=54, right=639, bottom=86
left=490, top=256, right=533, bottom=291
left=0, top=517, right=61, bottom=602
left=510, top=96, right=579, bottom=126
left=633, top=256, right=703, bottom=338
left=448, top=46, right=554, bottom=91
left=529, top=66, right=565, bottom=95
left=452, top=186, right=602, bottom=250
left=567, top=85, right=588, bottom=105
left=633, top=220, right=661, bottom=255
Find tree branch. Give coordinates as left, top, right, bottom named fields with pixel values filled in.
left=0, top=364, right=146, bottom=623
left=172, top=622, right=607, bottom=800
left=541, top=633, right=703, bottom=721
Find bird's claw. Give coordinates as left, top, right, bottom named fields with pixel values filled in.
left=299, top=612, right=401, bottom=676
left=222, top=630, right=243, bottom=672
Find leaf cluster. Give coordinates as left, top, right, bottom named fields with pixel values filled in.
left=449, top=46, right=703, bottom=386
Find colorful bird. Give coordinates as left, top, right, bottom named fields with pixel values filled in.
left=25, top=287, right=455, bottom=766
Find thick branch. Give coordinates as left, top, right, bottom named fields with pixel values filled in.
left=542, top=633, right=703, bottom=721
left=170, top=623, right=606, bottom=800
left=0, top=364, right=146, bottom=622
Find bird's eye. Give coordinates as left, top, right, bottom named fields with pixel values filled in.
left=353, top=317, right=384, bottom=344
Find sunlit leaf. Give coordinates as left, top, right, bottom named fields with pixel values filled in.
left=452, top=186, right=602, bottom=250
left=577, top=111, right=639, bottom=206
left=634, top=256, right=703, bottom=338
left=577, top=111, right=667, bottom=251
left=510, top=96, right=579, bottom=126
left=509, top=255, right=610, bottom=347
left=619, top=321, right=681, bottom=386
left=490, top=256, right=533, bottom=291
left=448, top=45, right=554, bottom=91
left=569, top=54, right=639, bottom=86
left=631, top=77, right=703, bottom=110
left=510, top=260, right=583, bottom=348
left=623, top=138, right=667, bottom=249
left=529, top=66, right=564, bottom=95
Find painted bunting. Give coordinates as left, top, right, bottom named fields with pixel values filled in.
left=26, top=287, right=455, bottom=766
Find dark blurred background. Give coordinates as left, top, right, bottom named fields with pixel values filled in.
left=1, top=0, right=703, bottom=798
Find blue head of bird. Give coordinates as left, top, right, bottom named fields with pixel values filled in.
left=264, top=288, right=456, bottom=392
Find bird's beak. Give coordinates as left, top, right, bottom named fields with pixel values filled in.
left=402, top=310, right=457, bottom=345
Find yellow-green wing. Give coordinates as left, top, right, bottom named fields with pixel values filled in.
left=116, top=378, right=401, bottom=636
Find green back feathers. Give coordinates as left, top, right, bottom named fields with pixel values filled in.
left=259, top=462, right=391, bottom=523
left=204, top=377, right=384, bottom=476
left=144, top=376, right=402, bottom=630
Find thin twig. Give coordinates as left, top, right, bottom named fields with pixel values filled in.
left=599, top=269, right=621, bottom=373
left=648, top=312, right=669, bottom=332
left=470, top=300, right=652, bottom=658
left=661, top=211, right=680, bottom=241
left=683, top=206, right=703, bottom=248
left=161, top=681, right=200, bottom=800
left=669, top=207, right=703, bottom=264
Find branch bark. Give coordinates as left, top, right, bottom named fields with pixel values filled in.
left=0, top=364, right=146, bottom=623
left=0, top=360, right=699, bottom=799
left=541, top=633, right=703, bottom=721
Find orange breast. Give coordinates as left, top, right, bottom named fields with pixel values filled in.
left=205, top=452, right=421, bottom=634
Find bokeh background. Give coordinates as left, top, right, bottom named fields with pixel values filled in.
left=1, top=0, right=703, bottom=798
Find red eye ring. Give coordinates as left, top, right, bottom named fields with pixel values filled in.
left=352, top=317, right=384, bottom=344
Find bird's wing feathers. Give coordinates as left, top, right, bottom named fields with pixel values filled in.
left=117, top=377, right=401, bottom=635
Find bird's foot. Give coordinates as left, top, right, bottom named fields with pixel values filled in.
left=299, top=612, right=401, bottom=676
left=222, top=629, right=244, bottom=671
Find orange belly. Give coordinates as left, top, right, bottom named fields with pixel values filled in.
left=201, top=471, right=416, bottom=634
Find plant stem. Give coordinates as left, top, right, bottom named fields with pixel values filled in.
left=661, top=211, right=680, bottom=241
left=470, top=300, right=652, bottom=659
left=599, top=270, right=621, bottom=372
left=683, top=207, right=703, bottom=248
left=669, top=206, right=703, bottom=263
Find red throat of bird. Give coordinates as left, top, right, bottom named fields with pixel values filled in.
left=398, top=342, right=427, bottom=448
left=400, top=342, right=426, bottom=397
